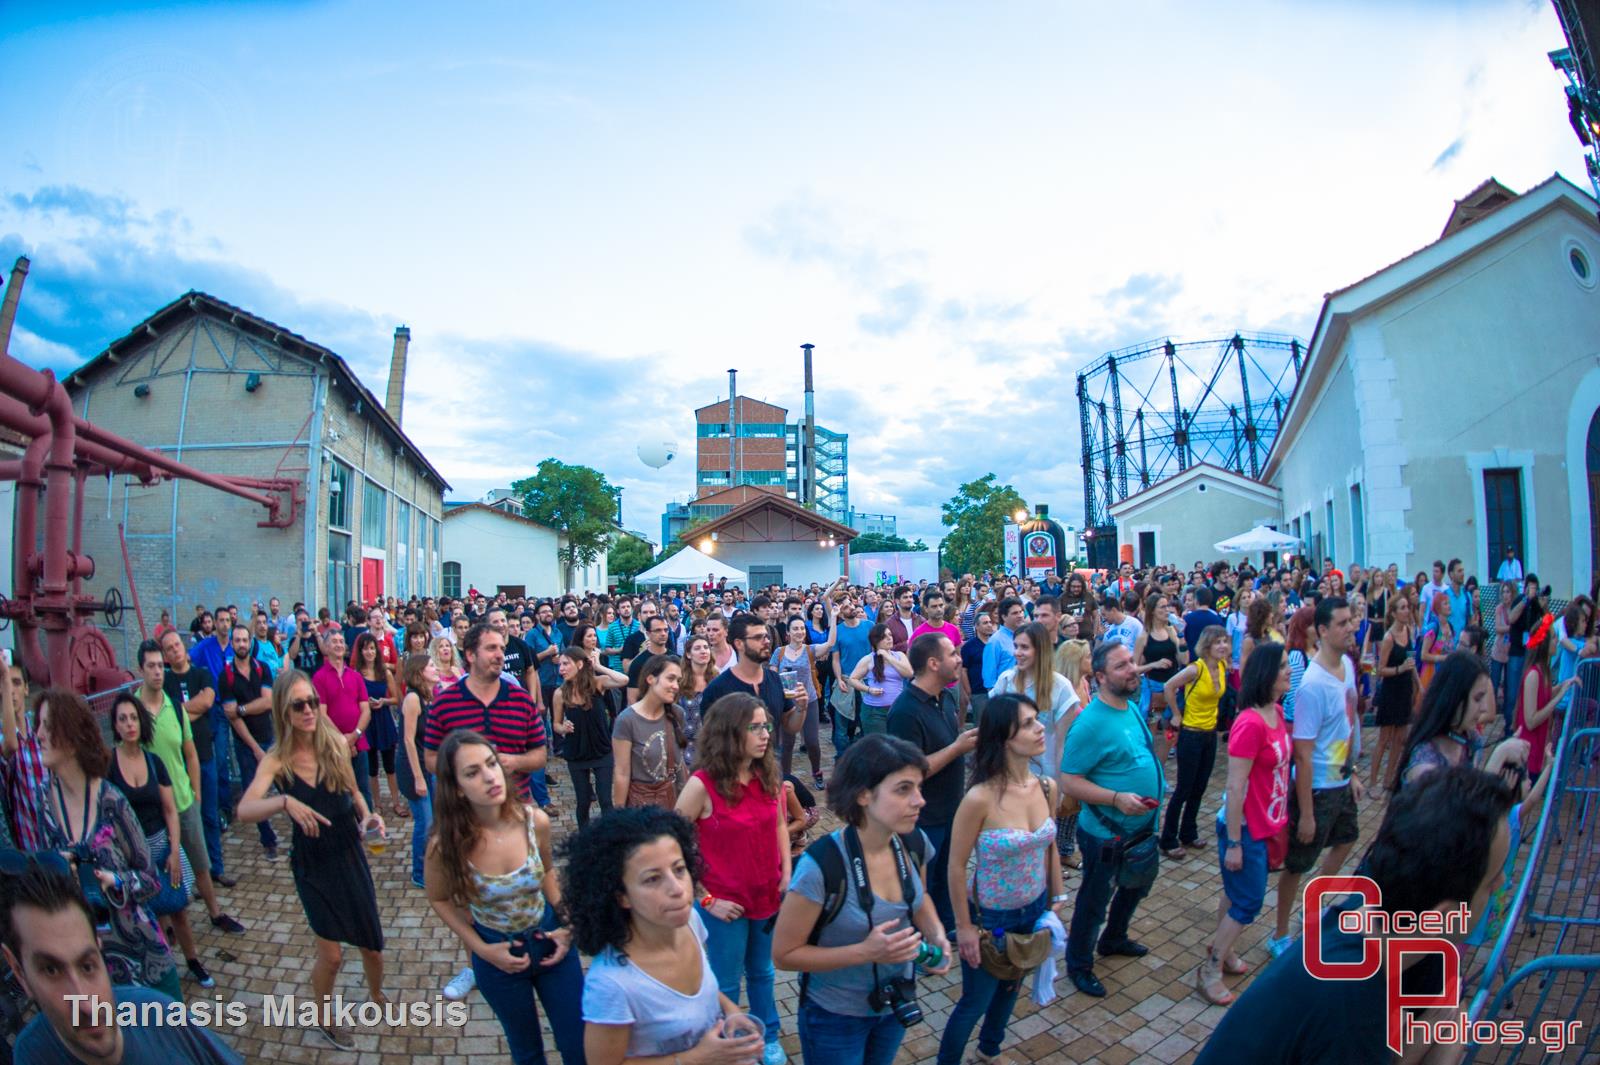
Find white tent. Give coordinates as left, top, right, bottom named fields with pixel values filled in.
left=633, top=546, right=748, bottom=587
left=1213, top=526, right=1302, bottom=554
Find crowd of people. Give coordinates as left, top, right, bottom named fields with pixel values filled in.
left=0, top=548, right=1584, bottom=1064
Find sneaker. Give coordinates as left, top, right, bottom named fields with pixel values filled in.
left=763, top=1041, right=788, bottom=1065
left=210, top=913, right=245, bottom=934
left=442, top=966, right=476, bottom=1001
left=186, top=958, right=216, bottom=989
left=213, top=872, right=238, bottom=888
left=317, top=1025, right=357, bottom=1051
left=812, top=773, right=826, bottom=792
left=411, top=874, right=426, bottom=890
left=264, top=844, right=281, bottom=862
left=1267, top=934, right=1295, bottom=959
left=541, top=803, right=561, bottom=817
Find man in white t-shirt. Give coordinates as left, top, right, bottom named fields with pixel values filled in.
left=1270, top=596, right=1362, bottom=957
left=1099, top=594, right=1145, bottom=653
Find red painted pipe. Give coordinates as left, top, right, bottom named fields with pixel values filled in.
left=0, top=394, right=158, bottom=482
left=13, top=435, right=48, bottom=686
left=39, top=367, right=80, bottom=686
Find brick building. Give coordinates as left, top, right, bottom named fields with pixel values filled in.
left=62, top=292, right=447, bottom=665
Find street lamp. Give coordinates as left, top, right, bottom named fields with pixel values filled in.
left=1013, top=508, right=1028, bottom=522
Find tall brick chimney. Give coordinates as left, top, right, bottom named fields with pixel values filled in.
left=385, top=326, right=410, bottom=424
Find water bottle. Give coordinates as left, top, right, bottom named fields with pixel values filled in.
left=915, top=940, right=944, bottom=969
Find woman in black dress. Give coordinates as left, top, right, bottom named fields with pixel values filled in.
left=1368, top=595, right=1419, bottom=795
left=237, top=668, right=387, bottom=1052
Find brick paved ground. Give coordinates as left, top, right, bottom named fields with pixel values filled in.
left=167, top=722, right=1582, bottom=1064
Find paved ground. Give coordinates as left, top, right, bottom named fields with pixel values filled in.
left=164, top=722, right=1575, bottom=1064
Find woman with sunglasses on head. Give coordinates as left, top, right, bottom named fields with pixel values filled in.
left=106, top=691, right=212, bottom=988
left=552, top=646, right=627, bottom=829
left=235, top=669, right=387, bottom=1052
left=938, top=693, right=1065, bottom=1065
left=33, top=688, right=181, bottom=999
left=426, top=729, right=584, bottom=1065
left=432, top=635, right=465, bottom=688
left=566, top=807, right=765, bottom=1065
left=675, top=693, right=792, bottom=1065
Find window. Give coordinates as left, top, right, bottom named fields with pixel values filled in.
left=442, top=561, right=462, bottom=599
left=739, top=470, right=785, bottom=486
left=1137, top=531, right=1156, bottom=569
left=328, top=459, right=352, bottom=529
left=1324, top=500, right=1335, bottom=566
left=328, top=532, right=352, bottom=615
left=362, top=480, right=387, bottom=548
left=432, top=520, right=442, bottom=596
left=1349, top=483, right=1365, bottom=567
left=394, top=501, right=410, bottom=599
left=697, top=471, right=730, bottom=486
left=697, top=423, right=729, bottom=438
left=1483, top=469, right=1525, bottom=570
left=416, top=515, right=428, bottom=600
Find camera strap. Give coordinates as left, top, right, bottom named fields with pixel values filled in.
left=843, top=826, right=918, bottom=1005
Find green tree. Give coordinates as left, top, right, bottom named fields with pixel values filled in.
left=848, top=532, right=929, bottom=554
left=513, top=459, right=618, bottom=591
left=939, top=473, right=1026, bottom=576
left=607, top=533, right=656, bottom=592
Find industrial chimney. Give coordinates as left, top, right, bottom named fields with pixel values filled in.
left=385, top=326, right=410, bottom=424
left=801, top=344, right=816, bottom=507
left=727, top=369, right=738, bottom=489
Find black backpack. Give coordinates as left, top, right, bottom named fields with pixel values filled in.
left=797, top=829, right=927, bottom=1003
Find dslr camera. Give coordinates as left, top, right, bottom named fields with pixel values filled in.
left=868, top=975, right=922, bottom=1027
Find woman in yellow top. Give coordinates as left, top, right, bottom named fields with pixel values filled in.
left=1159, top=626, right=1230, bottom=859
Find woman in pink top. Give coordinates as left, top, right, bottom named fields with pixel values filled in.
left=1201, top=641, right=1293, bottom=1006
left=1516, top=618, right=1573, bottom=778
left=675, top=691, right=790, bottom=1064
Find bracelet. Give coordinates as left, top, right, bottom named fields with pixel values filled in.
left=701, top=895, right=715, bottom=909
left=1050, top=893, right=1070, bottom=904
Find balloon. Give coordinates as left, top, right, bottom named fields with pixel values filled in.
left=637, top=442, right=676, bottom=469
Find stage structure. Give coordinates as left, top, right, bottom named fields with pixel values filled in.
left=1076, top=332, right=1305, bottom=569
left=1550, top=0, right=1600, bottom=213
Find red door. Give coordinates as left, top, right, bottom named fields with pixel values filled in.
left=362, top=557, right=385, bottom=604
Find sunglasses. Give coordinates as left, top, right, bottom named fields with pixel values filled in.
left=289, top=696, right=321, bottom=714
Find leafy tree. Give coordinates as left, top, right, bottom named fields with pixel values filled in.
left=607, top=533, right=656, bottom=592
left=848, top=531, right=929, bottom=554
left=514, top=460, right=618, bottom=591
left=939, top=473, right=1027, bottom=576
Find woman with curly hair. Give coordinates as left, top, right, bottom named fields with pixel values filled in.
left=425, top=729, right=583, bottom=1065
left=552, top=646, right=627, bottom=829
left=566, top=807, right=765, bottom=1065
left=235, top=669, right=386, bottom=1051
left=34, top=688, right=181, bottom=998
left=675, top=693, right=791, bottom=1065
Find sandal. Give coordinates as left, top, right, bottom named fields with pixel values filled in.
left=1162, top=846, right=1188, bottom=860
left=1197, top=950, right=1236, bottom=1006
left=393, top=801, right=410, bottom=818
left=1222, top=953, right=1250, bottom=976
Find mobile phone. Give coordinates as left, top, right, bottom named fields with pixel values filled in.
left=1139, top=796, right=1160, bottom=809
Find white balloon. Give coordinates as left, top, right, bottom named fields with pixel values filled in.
left=637, top=441, right=677, bottom=469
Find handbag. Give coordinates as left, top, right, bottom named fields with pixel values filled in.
left=978, top=925, right=1054, bottom=981
left=1114, top=827, right=1160, bottom=891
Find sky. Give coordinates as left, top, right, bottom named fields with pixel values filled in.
left=0, top=0, right=1587, bottom=546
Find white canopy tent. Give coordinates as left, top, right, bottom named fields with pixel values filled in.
left=633, top=546, right=748, bottom=587
left=1213, top=526, right=1302, bottom=554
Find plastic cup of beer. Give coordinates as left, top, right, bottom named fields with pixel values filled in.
left=363, top=822, right=387, bottom=856
left=724, top=1012, right=765, bottom=1043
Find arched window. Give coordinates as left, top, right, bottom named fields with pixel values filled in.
left=1588, top=411, right=1600, bottom=581
left=442, top=561, right=462, bottom=599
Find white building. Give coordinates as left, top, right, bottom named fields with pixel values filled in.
left=442, top=502, right=607, bottom=598
left=1121, top=175, right=1600, bottom=591
left=1109, top=464, right=1281, bottom=570
left=686, top=493, right=856, bottom=588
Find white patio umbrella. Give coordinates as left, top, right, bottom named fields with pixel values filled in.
left=1213, top=526, right=1301, bottom=554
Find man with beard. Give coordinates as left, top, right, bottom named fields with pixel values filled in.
left=1058, top=642, right=1165, bottom=998
left=701, top=614, right=804, bottom=737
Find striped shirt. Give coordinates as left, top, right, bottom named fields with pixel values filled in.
left=3, top=713, right=47, bottom=851
left=424, top=678, right=547, bottom=800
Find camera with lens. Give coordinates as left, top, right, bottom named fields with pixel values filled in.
left=868, top=975, right=922, bottom=1027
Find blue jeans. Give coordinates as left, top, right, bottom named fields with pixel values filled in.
left=797, top=1001, right=904, bottom=1065
left=470, top=908, right=587, bottom=1065
left=209, top=707, right=235, bottom=806
left=351, top=748, right=372, bottom=809
left=1067, top=825, right=1151, bottom=973
left=232, top=742, right=279, bottom=851
left=696, top=903, right=779, bottom=1046
left=407, top=778, right=433, bottom=885
left=528, top=766, right=550, bottom=807
left=1215, top=819, right=1269, bottom=924
left=920, top=822, right=956, bottom=932
left=197, top=758, right=224, bottom=877
left=1504, top=655, right=1526, bottom=732
left=936, top=894, right=1047, bottom=1065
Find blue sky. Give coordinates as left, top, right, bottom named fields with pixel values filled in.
left=0, top=0, right=1584, bottom=544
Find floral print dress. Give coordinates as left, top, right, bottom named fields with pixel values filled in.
left=36, top=775, right=178, bottom=992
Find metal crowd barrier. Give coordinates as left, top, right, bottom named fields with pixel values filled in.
left=1460, top=657, right=1600, bottom=1063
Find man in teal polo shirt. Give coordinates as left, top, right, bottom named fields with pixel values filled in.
left=1058, top=641, right=1164, bottom=998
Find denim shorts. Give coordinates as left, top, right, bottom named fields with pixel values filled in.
left=1215, top=820, right=1269, bottom=924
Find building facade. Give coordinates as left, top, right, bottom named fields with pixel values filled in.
left=689, top=394, right=850, bottom=525
left=62, top=293, right=447, bottom=664
left=689, top=494, right=856, bottom=588
left=443, top=494, right=608, bottom=597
